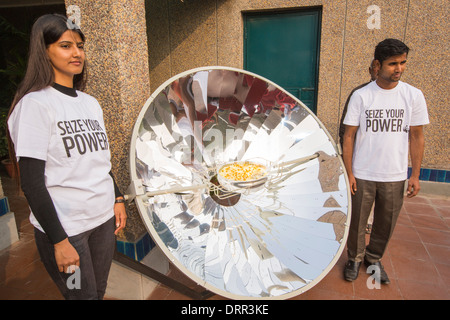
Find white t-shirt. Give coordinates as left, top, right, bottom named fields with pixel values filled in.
left=8, top=87, right=115, bottom=236
left=343, top=81, right=429, bottom=182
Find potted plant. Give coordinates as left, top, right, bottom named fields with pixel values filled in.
left=0, top=107, right=9, bottom=158
left=0, top=107, right=14, bottom=177
left=0, top=15, right=28, bottom=177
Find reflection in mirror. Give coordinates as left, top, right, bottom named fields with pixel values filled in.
left=130, top=67, right=350, bottom=299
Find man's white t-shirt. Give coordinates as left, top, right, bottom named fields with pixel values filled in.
left=343, top=81, right=429, bottom=182
left=8, top=87, right=115, bottom=236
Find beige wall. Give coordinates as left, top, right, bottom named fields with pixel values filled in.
left=146, top=0, right=449, bottom=170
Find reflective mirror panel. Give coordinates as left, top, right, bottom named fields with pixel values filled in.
left=129, top=67, right=350, bottom=299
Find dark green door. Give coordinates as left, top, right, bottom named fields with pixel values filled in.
left=244, top=9, right=321, bottom=113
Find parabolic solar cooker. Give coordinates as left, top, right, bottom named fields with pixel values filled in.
left=125, top=66, right=351, bottom=300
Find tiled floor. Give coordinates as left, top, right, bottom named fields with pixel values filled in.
left=0, top=167, right=449, bottom=300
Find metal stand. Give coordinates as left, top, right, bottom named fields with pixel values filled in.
left=113, top=250, right=215, bottom=300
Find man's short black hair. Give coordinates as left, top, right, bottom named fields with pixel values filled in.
left=374, top=38, right=410, bottom=65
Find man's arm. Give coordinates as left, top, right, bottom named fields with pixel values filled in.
left=407, top=125, right=425, bottom=198
left=342, top=125, right=359, bottom=195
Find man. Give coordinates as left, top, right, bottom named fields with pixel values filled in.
left=342, top=38, right=429, bottom=284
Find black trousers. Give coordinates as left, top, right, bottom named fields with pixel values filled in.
left=34, top=217, right=116, bottom=300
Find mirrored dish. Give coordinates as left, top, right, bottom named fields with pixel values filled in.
left=128, top=66, right=351, bottom=299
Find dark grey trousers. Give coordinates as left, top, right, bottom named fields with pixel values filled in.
left=34, top=217, right=116, bottom=300
left=346, top=178, right=405, bottom=263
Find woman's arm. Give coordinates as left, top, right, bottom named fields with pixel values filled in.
left=108, top=171, right=127, bottom=234
left=19, top=157, right=67, bottom=244
left=19, top=157, right=79, bottom=272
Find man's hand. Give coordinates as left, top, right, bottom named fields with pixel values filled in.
left=342, top=125, right=358, bottom=195
left=406, top=176, right=421, bottom=198
left=348, top=173, right=357, bottom=195
left=408, top=126, right=425, bottom=198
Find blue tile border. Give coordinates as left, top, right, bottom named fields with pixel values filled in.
left=116, top=232, right=155, bottom=261
left=408, top=167, right=450, bottom=183
left=0, top=197, right=10, bottom=217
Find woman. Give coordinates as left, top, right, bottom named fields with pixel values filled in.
left=6, top=14, right=127, bottom=299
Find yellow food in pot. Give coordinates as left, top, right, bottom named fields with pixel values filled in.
left=219, top=162, right=267, bottom=181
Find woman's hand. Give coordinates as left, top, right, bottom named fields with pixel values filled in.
left=114, top=198, right=127, bottom=235
left=54, top=238, right=79, bottom=273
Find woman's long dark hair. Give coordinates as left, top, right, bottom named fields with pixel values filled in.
left=6, top=13, right=87, bottom=181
